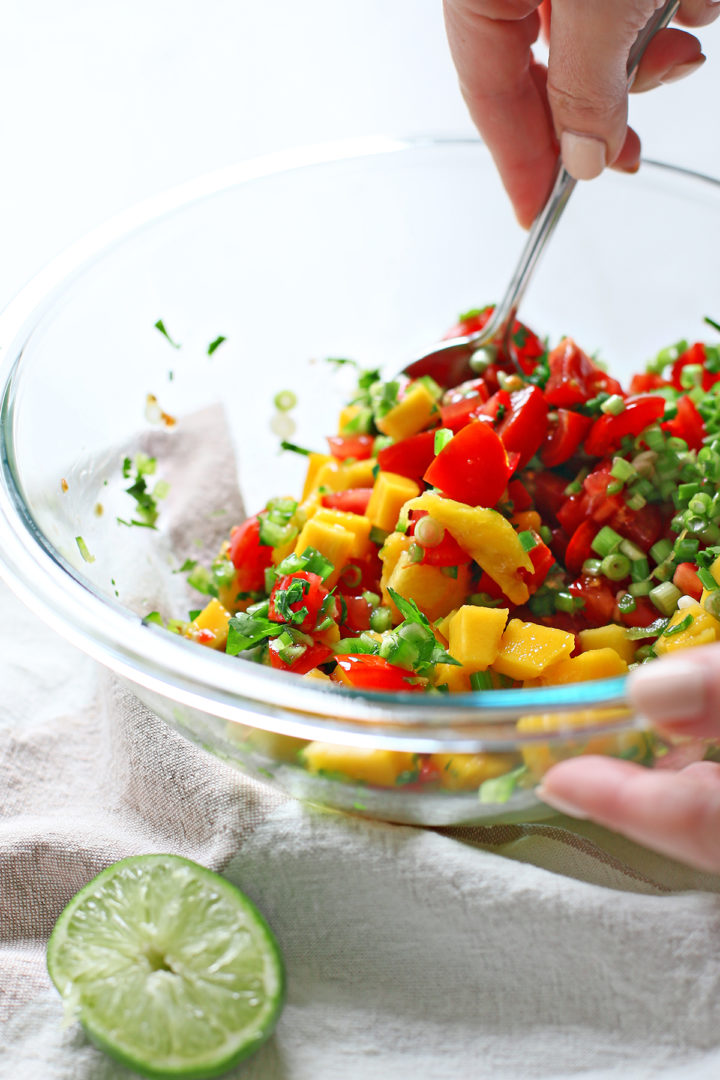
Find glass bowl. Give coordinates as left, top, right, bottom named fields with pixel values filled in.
left=1, top=137, right=718, bottom=826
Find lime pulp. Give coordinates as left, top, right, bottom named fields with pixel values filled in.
left=46, top=853, right=285, bottom=1079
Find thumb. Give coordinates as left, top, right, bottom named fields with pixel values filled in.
left=627, top=644, right=720, bottom=739
left=546, top=0, right=662, bottom=179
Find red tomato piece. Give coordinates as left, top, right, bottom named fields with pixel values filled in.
left=228, top=515, right=274, bottom=591
left=508, top=478, right=533, bottom=512
left=439, top=394, right=488, bottom=433
left=610, top=502, right=663, bottom=552
left=663, top=394, right=706, bottom=451
left=333, top=654, right=424, bottom=692
left=540, top=409, right=592, bottom=467
left=556, top=493, right=587, bottom=535
left=629, top=372, right=672, bottom=394
left=423, top=419, right=512, bottom=507
left=339, top=594, right=373, bottom=632
left=673, top=562, right=703, bottom=601
left=496, top=385, right=549, bottom=468
left=544, top=339, right=603, bottom=407
left=268, top=571, right=330, bottom=633
left=327, top=434, right=375, bottom=461
left=584, top=395, right=666, bottom=457
left=419, top=529, right=470, bottom=567
left=528, top=471, right=569, bottom=521
left=568, top=574, right=616, bottom=626
left=269, top=641, right=333, bottom=675
left=518, top=534, right=555, bottom=594
left=442, top=377, right=489, bottom=405
left=564, top=520, right=598, bottom=577
left=321, top=488, right=373, bottom=514
left=377, top=430, right=436, bottom=481
left=618, top=597, right=660, bottom=629
left=670, top=342, right=720, bottom=392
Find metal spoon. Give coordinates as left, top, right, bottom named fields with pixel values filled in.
left=403, top=0, right=680, bottom=387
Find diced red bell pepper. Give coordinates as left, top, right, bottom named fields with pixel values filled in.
left=377, top=430, right=436, bottom=481
left=423, top=419, right=513, bottom=507
left=584, top=395, right=666, bottom=457
left=517, top=533, right=555, bottom=594
left=322, top=487, right=374, bottom=515
left=564, top=520, right=598, bottom=577
left=268, top=571, right=330, bottom=634
left=663, top=394, right=706, bottom=451
left=333, top=654, right=424, bottom=692
left=629, top=372, right=672, bottom=394
left=673, top=562, right=703, bottom=601
left=540, top=409, right=593, bottom=467
left=326, top=434, right=375, bottom=461
left=228, top=515, right=274, bottom=591
left=508, top=478, right=533, bottom=512
left=269, top=641, right=333, bottom=675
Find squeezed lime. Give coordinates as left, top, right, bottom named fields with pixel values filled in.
left=47, top=853, right=285, bottom=1079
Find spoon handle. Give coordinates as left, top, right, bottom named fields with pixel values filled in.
left=482, top=0, right=681, bottom=347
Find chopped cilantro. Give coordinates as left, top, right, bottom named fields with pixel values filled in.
left=226, top=611, right=284, bottom=656
left=154, top=319, right=181, bottom=348
left=276, top=546, right=334, bottom=582
left=75, top=536, right=95, bottom=564
left=379, top=588, right=460, bottom=675
left=207, top=335, right=226, bottom=356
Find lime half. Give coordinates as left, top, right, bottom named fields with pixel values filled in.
left=47, top=854, right=285, bottom=1079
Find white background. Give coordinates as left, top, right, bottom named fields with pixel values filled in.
left=0, top=1, right=719, bottom=674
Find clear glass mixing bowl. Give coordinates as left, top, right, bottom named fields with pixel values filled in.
left=1, top=137, right=718, bottom=825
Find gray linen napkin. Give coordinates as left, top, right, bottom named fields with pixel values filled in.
left=3, top=407, right=720, bottom=1079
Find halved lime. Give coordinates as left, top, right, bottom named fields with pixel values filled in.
left=47, top=854, right=285, bottom=1079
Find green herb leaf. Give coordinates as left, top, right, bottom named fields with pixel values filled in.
left=207, top=335, right=226, bottom=356
left=226, top=612, right=284, bottom=656
left=75, top=536, right=95, bottom=564
left=154, top=319, right=181, bottom=348
left=478, top=765, right=528, bottom=804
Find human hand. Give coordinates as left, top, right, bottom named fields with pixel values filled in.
left=443, top=1, right=719, bottom=227
left=537, top=645, right=720, bottom=872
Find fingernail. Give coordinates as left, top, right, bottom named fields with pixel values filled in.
left=629, top=658, right=708, bottom=724
left=616, top=161, right=641, bottom=175
left=661, top=56, right=706, bottom=85
left=560, top=132, right=607, bottom=181
left=535, top=785, right=590, bottom=819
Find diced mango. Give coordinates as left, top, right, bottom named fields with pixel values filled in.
left=312, top=508, right=372, bottom=558
left=435, top=609, right=458, bottom=641
left=516, top=707, right=647, bottom=779
left=303, top=667, right=332, bottom=682
left=301, top=743, right=418, bottom=787
left=406, top=492, right=533, bottom=604
left=492, top=619, right=575, bottom=681
left=384, top=553, right=471, bottom=623
left=511, top=510, right=542, bottom=533
left=302, top=453, right=333, bottom=500
left=376, top=382, right=437, bottom=440
left=446, top=605, right=509, bottom=672
left=578, top=623, right=636, bottom=665
left=655, top=603, right=720, bottom=655
left=184, top=598, right=232, bottom=650
left=431, top=752, right=520, bottom=791
left=432, top=662, right=472, bottom=693
left=366, top=472, right=421, bottom=533
left=337, top=404, right=363, bottom=433
left=293, top=517, right=355, bottom=587
left=537, top=648, right=628, bottom=686
left=312, top=458, right=377, bottom=495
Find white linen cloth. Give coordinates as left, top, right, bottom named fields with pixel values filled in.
left=3, top=407, right=720, bottom=1079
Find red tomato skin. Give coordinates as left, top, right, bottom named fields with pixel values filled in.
left=229, top=515, right=274, bottom=591
left=439, top=395, right=486, bottom=433
left=377, top=430, right=436, bottom=481
left=508, top=478, right=533, bottom=512
left=334, top=654, right=424, bottom=692
left=670, top=342, right=720, bottom=392
left=568, top=575, right=617, bottom=626
left=584, top=395, right=666, bottom=457
left=673, top=562, right=703, bottom=601
left=423, top=420, right=512, bottom=507
left=321, top=488, right=373, bottom=514
left=327, top=434, right=375, bottom=461
left=618, top=597, right=660, bottom=629
left=528, top=471, right=569, bottom=522
left=340, top=594, right=373, bottom=633
left=544, top=339, right=601, bottom=406
left=540, top=410, right=592, bottom=467
left=663, top=395, right=706, bottom=452
left=268, top=571, right=329, bottom=633
left=518, top=534, right=555, bottom=594
left=564, top=520, right=598, bottom=576
left=269, top=641, right=333, bottom=675
left=496, top=385, right=549, bottom=468
left=556, top=494, right=587, bottom=535
left=442, top=377, right=489, bottom=405
left=629, top=372, right=672, bottom=394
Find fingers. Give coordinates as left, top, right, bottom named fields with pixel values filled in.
left=676, top=0, right=720, bottom=28
left=443, top=1, right=559, bottom=227
left=538, top=756, right=720, bottom=872
left=630, top=28, right=705, bottom=92
left=628, top=645, right=720, bottom=740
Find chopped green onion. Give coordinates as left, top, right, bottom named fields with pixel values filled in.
left=600, top=553, right=631, bottom=581
left=370, top=606, right=393, bottom=633
left=207, top=335, right=226, bottom=356
left=611, top=457, right=636, bottom=482
left=433, top=428, right=453, bottom=454
left=606, top=481, right=624, bottom=495
left=582, top=558, right=603, bottom=576
left=274, top=389, right=297, bottom=412
left=625, top=493, right=647, bottom=511
left=649, top=538, right=674, bottom=565
left=470, top=671, right=493, bottom=691
left=703, top=591, right=720, bottom=618
left=539, top=525, right=553, bottom=545
left=369, top=526, right=389, bottom=545
left=630, top=557, right=651, bottom=582
left=616, top=592, right=637, bottom=613
left=518, top=530, right=537, bottom=552
left=280, top=440, right=314, bottom=456
left=619, top=539, right=645, bottom=561
left=697, top=566, right=719, bottom=592
left=663, top=613, right=694, bottom=637
left=649, top=581, right=682, bottom=616
left=75, top=536, right=95, bottom=564
left=628, top=580, right=652, bottom=597
left=554, top=590, right=579, bottom=614
left=154, top=319, right=181, bottom=348
left=591, top=526, right=623, bottom=558
left=600, top=394, right=625, bottom=416
left=408, top=542, right=424, bottom=564
left=673, top=537, right=699, bottom=562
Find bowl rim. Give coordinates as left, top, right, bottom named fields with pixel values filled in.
left=1, top=135, right=718, bottom=746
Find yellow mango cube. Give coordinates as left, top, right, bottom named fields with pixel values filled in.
left=337, top=404, right=363, bottom=433
left=312, top=458, right=377, bottom=495
left=432, top=662, right=472, bottom=693
left=517, top=707, right=646, bottom=780
left=446, top=605, right=510, bottom=672
left=312, top=508, right=372, bottom=558
left=384, top=553, right=471, bottom=623
left=431, top=752, right=520, bottom=791
left=366, top=472, right=421, bottom=533
left=184, top=598, right=232, bottom=650
left=578, top=623, right=636, bottom=665
left=537, top=648, right=628, bottom=686
left=301, top=743, right=418, bottom=787
left=655, top=604, right=720, bottom=655
left=406, top=492, right=532, bottom=604
left=492, top=619, right=575, bottom=681
left=293, top=516, right=355, bottom=587
left=511, top=510, right=542, bottom=533
left=376, top=382, right=438, bottom=440
left=302, top=453, right=333, bottom=499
